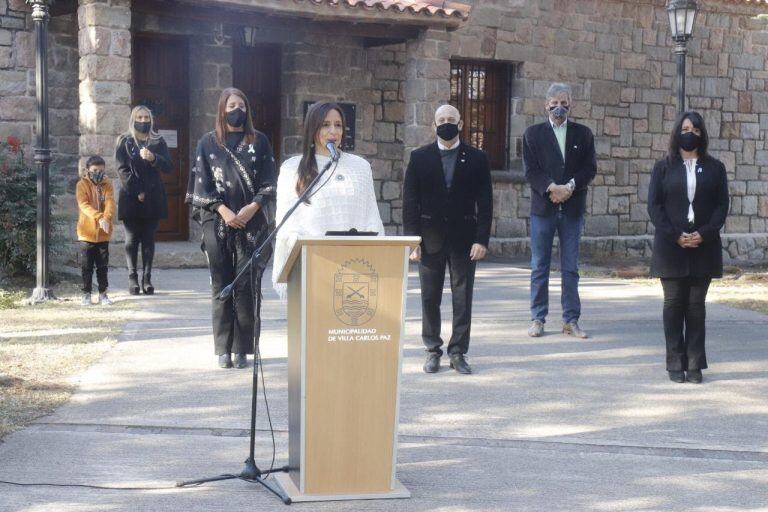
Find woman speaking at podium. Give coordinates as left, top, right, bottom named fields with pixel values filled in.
left=272, top=101, right=384, bottom=297
left=187, top=87, right=277, bottom=369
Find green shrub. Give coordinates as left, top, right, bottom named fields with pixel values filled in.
left=0, top=136, right=65, bottom=277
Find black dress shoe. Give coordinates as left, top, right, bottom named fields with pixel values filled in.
left=218, top=354, right=233, bottom=369
left=686, top=369, right=703, bottom=384
left=668, top=370, right=685, bottom=383
left=423, top=353, right=440, bottom=373
left=128, top=273, right=140, bottom=295
left=449, top=354, right=472, bottom=374
left=233, top=353, right=248, bottom=369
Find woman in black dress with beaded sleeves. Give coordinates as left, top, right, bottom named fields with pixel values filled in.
left=186, top=87, right=276, bottom=369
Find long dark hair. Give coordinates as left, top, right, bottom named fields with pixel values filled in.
left=214, top=87, right=256, bottom=146
left=668, top=111, right=709, bottom=160
left=296, top=101, right=346, bottom=201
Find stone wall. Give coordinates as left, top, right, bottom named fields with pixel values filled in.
left=447, top=0, right=768, bottom=261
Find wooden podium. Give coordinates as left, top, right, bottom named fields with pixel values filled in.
left=273, top=236, right=419, bottom=502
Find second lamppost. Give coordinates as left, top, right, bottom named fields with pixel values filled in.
left=667, top=0, right=699, bottom=113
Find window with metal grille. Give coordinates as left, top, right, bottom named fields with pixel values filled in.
left=450, top=60, right=511, bottom=170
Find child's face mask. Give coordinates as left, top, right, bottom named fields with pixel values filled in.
left=88, top=168, right=105, bottom=184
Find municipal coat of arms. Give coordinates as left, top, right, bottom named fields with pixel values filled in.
left=333, top=258, right=378, bottom=326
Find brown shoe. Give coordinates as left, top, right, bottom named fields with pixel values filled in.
left=528, top=320, right=544, bottom=337
left=563, top=322, right=588, bottom=339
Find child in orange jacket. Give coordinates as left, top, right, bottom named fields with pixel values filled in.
left=76, top=155, right=116, bottom=305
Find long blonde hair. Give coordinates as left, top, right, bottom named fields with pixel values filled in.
left=121, top=105, right=162, bottom=144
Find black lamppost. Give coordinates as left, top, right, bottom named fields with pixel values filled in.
left=27, top=0, right=56, bottom=303
left=667, top=0, right=699, bottom=113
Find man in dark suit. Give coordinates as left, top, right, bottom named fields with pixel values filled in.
left=403, top=104, right=493, bottom=375
left=523, top=83, right=597, bottom=339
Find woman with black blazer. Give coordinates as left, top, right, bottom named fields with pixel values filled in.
left=115, top=105, right=172, bottom=295
left=647, top=111, right=729, bottom=384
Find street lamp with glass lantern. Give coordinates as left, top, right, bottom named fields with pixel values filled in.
left=666, top=0, right=699, bottom=113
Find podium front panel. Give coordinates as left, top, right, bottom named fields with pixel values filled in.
left=301, top=244, right=407, bottom=495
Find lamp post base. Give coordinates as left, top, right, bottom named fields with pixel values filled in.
left=27, top=287, right=57, bottom=305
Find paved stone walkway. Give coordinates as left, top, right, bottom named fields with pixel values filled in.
left=1, top=264, right=767, bottom=511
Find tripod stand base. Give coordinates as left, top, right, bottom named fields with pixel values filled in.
left=176, top=461, right=292, bottom=505
left=273, top=473, right=410, bottom=503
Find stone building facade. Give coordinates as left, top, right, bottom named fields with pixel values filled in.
left=1, top=0, right=767, bottom=262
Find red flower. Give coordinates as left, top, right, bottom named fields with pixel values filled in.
left=6, top=136, right=22, bottom=154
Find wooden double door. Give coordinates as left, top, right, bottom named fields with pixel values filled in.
left=132, top=35, right=282, bottom=241
left=132, top=33, right=190, bottom=241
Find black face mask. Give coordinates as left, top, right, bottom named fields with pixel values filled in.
left=548, top=105, right=569, bottom=119
left=226, top=108, right=247, bottom=128
left=134, top=121, right=151, bottom=134
left=679, top=132, right=700, bottom=152
left=88, top=170, right=105, bottom=184
left=436, top=122, right=459, bottom=141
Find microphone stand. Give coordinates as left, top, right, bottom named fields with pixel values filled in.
left=175, top=147, right=340, bottom=505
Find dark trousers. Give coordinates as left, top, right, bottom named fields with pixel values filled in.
left=661, top=277, right=711, bottom=371
left=418, top=244, right=476, bottom=356
left=80, top=241, right=109, bottom=294
left=123, top=218, right=159, bottom=276
left=203, top=221, right=260, bottom=356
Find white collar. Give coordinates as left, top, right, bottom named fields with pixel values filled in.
left=550, top=119, right=568, bottom=130
left=437, top=139, right=461, bottom=151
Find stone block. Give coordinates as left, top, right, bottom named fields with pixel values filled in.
left=591, top=186, right=608, bottom=214
left=78, top=3, right=131, bottom=30
left=79, top=79, right=130, bottom=105
left=111, top=29, right=131, bottom=58
left=0, top=47, right=13, bottom=69
left=743, top=195, right=758, bottom=215
left=741, top=123, right=760, bottom=140
left=373, top=122, right=395, bottom=142
left=79, top=134, right=118, bottom=157
left=382, top=101, right=404, bottom=123
left=0, top=70, right=25, bottom=95
left=736, top=166, right=760, bottom=181
left=12, top=30, right=34, bottom=68
left=78, top=26, right=111, bottom=56
left=725, top=216, right=750, bottom=233
left=608, top=196, right=630, bottom=214
left=377, top=201, right=391, bottom=223
left=79, top=102, right=130, bottom=136
left=0, top=95, right=35, bottom=121
left=381, top=181, right=400, bottom=201
left=0, top=15, right=25, bottom=30
left=629, top=103, right=648, bottom=119
left=79, top=55, right=130, bottom=81
left=0, top=29, right=12, bottom=47
left=603, top=117, right=620, bottom=136
left=585, top=215, right=618, bottom=236
left=49, top=108, right=78, bottom=136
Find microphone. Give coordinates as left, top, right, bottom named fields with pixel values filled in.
left=326, top=141, right=340, bottom=162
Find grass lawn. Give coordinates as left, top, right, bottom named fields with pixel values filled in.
left=0, top=277, right=135, bottom=440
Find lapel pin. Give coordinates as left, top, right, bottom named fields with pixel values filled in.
left=573, top=145, right=578, bottom=149
left=248, top=144, right=255, bottom=154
